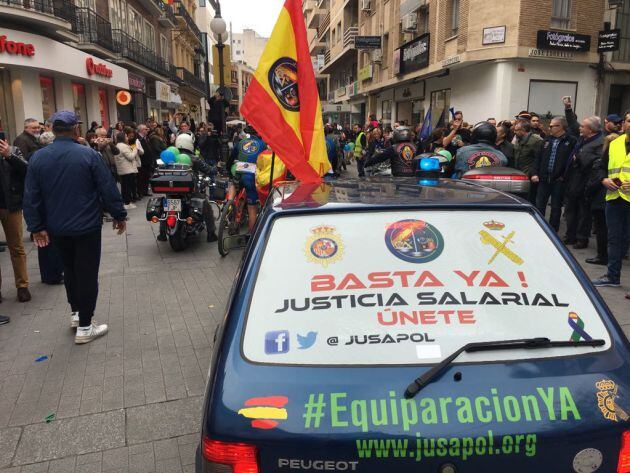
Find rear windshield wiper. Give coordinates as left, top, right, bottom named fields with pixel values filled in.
left=404, top=337, right=606, bottom=399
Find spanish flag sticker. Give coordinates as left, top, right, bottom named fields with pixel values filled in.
left=238, top=396, right=289, bottom=430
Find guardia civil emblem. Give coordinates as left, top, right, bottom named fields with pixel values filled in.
left=305, top=225, right=343, bottom=267
left=596, top=379, right=629, bottom=422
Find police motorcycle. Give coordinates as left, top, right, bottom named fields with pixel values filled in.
left=364, top=127, right=418, bottom=177
left=146, top=135, right=223, bottom=252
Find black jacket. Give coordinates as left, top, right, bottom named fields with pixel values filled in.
left=565, top=133, right=603, bottom=199
left=585, top=157, right=607, bottom=211
left=138, top=136, right=157, bottom=169
left=13, top=132, right=41, bottom=161
left=0, top=146, right=28, bottom=211
left=534, top=133, right=578, bottom=183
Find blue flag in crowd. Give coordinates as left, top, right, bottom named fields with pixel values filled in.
left=419, top=106, right=433, bottom=141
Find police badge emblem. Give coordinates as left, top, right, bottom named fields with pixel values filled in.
left=305, top=226, right=343, bottom=267
left=596, top=379, right=629, bottom=422
left=268, top=57, right=299, bottom=112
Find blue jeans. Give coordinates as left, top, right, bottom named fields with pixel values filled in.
left=606, top=198, right=630, bottom=283
left=536, top=180, right=565, bottom=231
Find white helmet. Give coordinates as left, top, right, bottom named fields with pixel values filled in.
left=175, top=132, right=194, bottom=153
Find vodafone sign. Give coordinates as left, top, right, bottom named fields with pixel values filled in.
left=86, top=57, right=113, bottom=78
left=0, top=35, right=35, bottom=57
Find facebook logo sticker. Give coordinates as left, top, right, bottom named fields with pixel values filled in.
left=265, top=330, right=290, bottom=354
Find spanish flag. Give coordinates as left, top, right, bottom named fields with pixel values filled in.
left=240, top=0, right=330, bottom=183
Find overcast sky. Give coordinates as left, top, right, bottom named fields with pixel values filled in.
left=219, top=0, right=285, bottom=37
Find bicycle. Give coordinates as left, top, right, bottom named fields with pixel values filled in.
left=217, top=177, right=249, bottom=256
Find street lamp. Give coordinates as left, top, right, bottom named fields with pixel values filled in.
left=209, top=9, right=227, bottom=137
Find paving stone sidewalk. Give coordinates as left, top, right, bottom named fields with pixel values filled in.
left=0, top=201, right=628, bottom=473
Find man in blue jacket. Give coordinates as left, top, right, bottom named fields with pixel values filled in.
left=23, top=111, right=127, bottom=345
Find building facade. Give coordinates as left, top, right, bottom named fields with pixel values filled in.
left=305, top=0, right=612, bottom=128
left=230, top=28, right=268, bottom=69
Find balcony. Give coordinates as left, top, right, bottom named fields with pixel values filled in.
left=343, top=26, right=358, bottom=48
left=317, top=11, right=330, bottom=39
left=302, top=0, right=316, bottom=13
left=156, top=0, right=176, bottom=27
left=75, top=7, right=114, bottom=55
left=176, top=67, right=206, bottom=95
left=306, top=1, right=323, bottom=29
left=173, top=1, right=202, bottom=46
left=0, top=0, right=77, bottom=37
left=324, top=49, right=331, bottom=64
left=112, top=29, right=170, bottom=78
left=309, top=32, right=326, bottom=54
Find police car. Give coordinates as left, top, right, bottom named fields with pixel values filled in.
left=197, top=178, right=630, bottom=473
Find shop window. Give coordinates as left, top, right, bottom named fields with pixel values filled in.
left=39, top=76, right=56, bottom=122
left=450, top=0, right=460, bottom=36
left=551, top=0, right=572, bottom=30
left=411, top=100, right=424, bottom=128
left=381, top=100, right=391, bottom=121
left=527, top=80, right=577, bottom=118
left=98, top=89, right=110, bottom=129
left=71, top=83, right=88, bottom=132
left=430, top=88, right=451, bottom=128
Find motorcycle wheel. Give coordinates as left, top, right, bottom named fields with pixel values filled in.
left=169, top=228, right=187, bottom=252
left=218, top=200, right=234, bottom=257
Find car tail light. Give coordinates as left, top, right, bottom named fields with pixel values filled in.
left=619, top=431, right=630, bottom=473
left=463, top=174, right=529, bottom=181
left=151, top=216, right=159, bottom=223
left=202, top=437, right=259, bottom=473
left=166, top=214, right=177, bottom=228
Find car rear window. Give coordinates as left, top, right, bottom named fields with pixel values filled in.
left=242, top=210, right=611, bottom=366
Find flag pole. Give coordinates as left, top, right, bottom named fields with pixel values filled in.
left=268, top=151, right=276, bottom=195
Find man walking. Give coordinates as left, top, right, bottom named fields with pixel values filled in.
left=24, top=111, right=127, bottom=344
left=592, top=112, right=630, bottom=288
left=136, top=124, right=155, bottom=197
left=0, top=138, right=30, bottom=302
left=13, top=118, right=41, bottom=161
left=531, top=116, right=577, bottom=232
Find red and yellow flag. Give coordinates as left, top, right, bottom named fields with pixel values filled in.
left=240, top=0, right=330, bottom=183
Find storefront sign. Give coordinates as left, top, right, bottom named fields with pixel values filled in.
left=0, top=35, right=35, bottom=56
left=528, top=48, right=575, bottom=60
left=397, top=34, right=430, bottom=75
left=482, top=26, right=506, bottom=45
left=86, top=57, right=113, bottom=78
left=358, top=64, right=373, bottom=81
left=128, top=72, right=146, bottom=93
left=442, top=55, right=461, bottom=68
left=354, top=36, right=381, bottom=50
left=0, top=29, right=126, bottom=88
left=156, top=81, right=171, bottom=102
left=536, top=30, right=591, bottom=52
left=597, top=29, right=620, bottom=53
left=116, top=90, right=132, bottom=106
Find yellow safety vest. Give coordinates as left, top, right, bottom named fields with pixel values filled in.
left=354, top=132, right=365, bottom=156
left=606, top=134, right=630, bottom=203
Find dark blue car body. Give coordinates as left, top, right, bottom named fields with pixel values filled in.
left=197, top=178, right=630, bottom=473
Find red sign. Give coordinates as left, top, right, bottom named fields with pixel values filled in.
left=0, top=35, right=35, bottom=56
left=86, top=57, right=113, bottom=78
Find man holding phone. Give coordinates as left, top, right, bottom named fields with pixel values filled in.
left=591, top=111, right=630, bottom=287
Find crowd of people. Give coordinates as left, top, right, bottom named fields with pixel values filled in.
left=320, top=98, right=629, bottom=295
left=0, top=94, right=627, bottom=339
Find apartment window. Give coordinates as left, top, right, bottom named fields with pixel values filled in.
left=337, top=23, right=341, bottom=43
left=160, top=34, right=170, bottom=63
left=143, top=20, right=155, bottom=51
left=451, top=0, right=460, bottom=35
left=109, top=0, right=127, bottom=31
left=332, top=28, right=336, bottom=45
left=382, top=33, right=389, bottom=68
left=551, top=0, right=572, bottom=29
left=419, top=7, right=429, bottom=35
left=127, top=6, right=143, bottom=42
left=198, top=0, right=205, bottom=6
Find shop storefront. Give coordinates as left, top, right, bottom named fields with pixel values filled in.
left=150, top=80, right=182, bottom=123
left=117, top=72, right=146, bottom=124
left=0, top=28, right=128, bottom=141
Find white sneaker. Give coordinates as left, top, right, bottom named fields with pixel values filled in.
left=75, top=322, right=108, bottom=344
left=70, top=311, right=79, bottom=329
left=124, top=204, right=137, bottom=210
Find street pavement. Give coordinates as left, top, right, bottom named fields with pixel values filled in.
left=0, top=198, right=628, bottom=473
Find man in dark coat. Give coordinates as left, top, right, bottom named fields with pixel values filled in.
left=13, top=118, right=41, bottom=161
left=531, top=116, right=578, bottom=232
left=513, top=120, right=543, bottom=204
left=0, top=137, right=30, bottom=302
left=563, top=115, right=604, bottom=248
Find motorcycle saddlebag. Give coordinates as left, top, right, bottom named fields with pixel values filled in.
left=209, top=177, right=228, bottom=201
left=146, top=197, right=164, bottom=222
left=150, top=173, right=195, bottom=194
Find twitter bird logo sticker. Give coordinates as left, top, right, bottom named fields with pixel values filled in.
left=297, top=332, right=317, bottom=349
